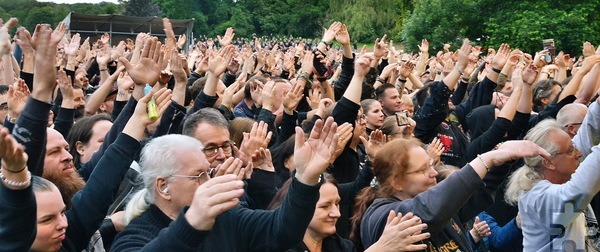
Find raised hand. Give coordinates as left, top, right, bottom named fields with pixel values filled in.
left=57, top=69, right=74, bottom=109
left=469, top=216, right=491, bottom=243
left=294, top=117, right=338, bottom=185
left=251, top=147, right=274, bottom=176
left=374, top=34, right=389, bottom=59
left=367, top=211, right=429, bottom=252
left=119, top=37, right=164, bottom=86
left=0, top=18, right=17, bottom=56
left=306, top=87, right=321, bottom=110
left=214, top=157, right=245, bottom=178
left=64, top=33, right=81, bottom=57
left=487, top=140, right=550, bottom=167
left=455, top=38, right=471, bottom=70
left=177, top=34, right=186, bottom=49
left=330, top=122, right=353, bottom=163
left=238, top=121, right=273, bottom=164
left=491, top=43, right=510, bottom=71
left=426, top=137, right=444, bottom=165
left=260, top=80, right=276, bottom=111
left=283, top=81, right=305, bottom=114
left=0, top=127, right=28, bottom=172
left=417, top=39, right=429, bottom=54
left=521, top=64, right=538, bottom=85
left=354, top=54, right=376, bottom=77
left=185, top=174, right=245, bottom=231
left=300, top=50, right=314, bottom=75
left=360, top=129, right=388, bottom=160
left=7, top=79, right=30, bottom=119
left=334, top=23, right=350, bottom=45
left=399, top=61, right=415, bottom=79
left=130, top=87, right=172, bottom=127
left=583, top=42, right=595, bottom=58
left=217, top=27, right=235, bottom=47
left=208, top=45, right=235, bottom=76
left=323, top=22, right=342, bottom=44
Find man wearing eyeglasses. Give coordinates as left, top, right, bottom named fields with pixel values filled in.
left=183, top=108, right=235, bottom=168
left=182, top=108, right=277, bottom=210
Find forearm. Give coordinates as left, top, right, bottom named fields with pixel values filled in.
left=342, top=43, right=353, bottom=59
left=498, top=87, right=521, bottom=121
left=172, top=77, right=187, bottom=106
left=85, top=77, right=115, bottom=115
left=517, top=85, right=533, bottom=113
left=442, top=67, right=462, bottom=90
left=343, top=74, right=364, bottom=104
left=21, top=52, right=34, bottom=74
left=415, top=53, right=428, bottom=76
left=576, top=64, right=600, bottom=104
left=3, top=53, right=14, bottom=86
left=408, top=72, right=424, bottom=89
left=65, top=56, right=78, bottom=71
left=203, top=72, right=219, bottom=96
left=560, top=71, right=585, bottom=101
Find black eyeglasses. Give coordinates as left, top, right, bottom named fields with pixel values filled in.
left=202, top=141, right=234, bottom=158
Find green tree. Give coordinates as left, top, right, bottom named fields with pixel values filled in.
left=120, top=0, right=162, bottom=17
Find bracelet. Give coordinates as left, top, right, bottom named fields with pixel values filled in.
left=99, top=68, right=108, bottom=72
left=376, top=77, right=387, bottom=83
left=6, top=115, right=16, bottom=124
left=3, top=164, right=27, bottom=174
left=454, top=67, right=464, bottom=75
left=461, top=77, right=470, bottom=83
left=297, top=71, right=310, bottom=81
left=492, top=67, right=501, bottom=73
left=0, top=170, right=31, bottom=189
left=321, top=40, right=332, bottom=46
left=477, top=154, right=491, bottom=172
left=397, top=78, right=407, bottom=83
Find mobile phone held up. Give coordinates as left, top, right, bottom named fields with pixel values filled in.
left=543, top=39, right=555, bottom=63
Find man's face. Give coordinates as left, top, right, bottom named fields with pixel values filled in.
left=72, top=88, right=85, bottom=109
left=43, top=128, right=75, bottom=178
left=379, top=88, right=402, bottom=116
left=547, top=130, right=583, bottom=183
left=193, top=123, right=232, bottom=168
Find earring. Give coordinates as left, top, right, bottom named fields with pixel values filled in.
left=162, top=187, right=169, bottom=194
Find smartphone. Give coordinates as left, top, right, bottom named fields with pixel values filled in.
left=543, top=39, right=555, bottom=63
left=395, top=111, right=410, bottom=127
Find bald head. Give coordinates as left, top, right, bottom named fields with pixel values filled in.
left=556, top=103, right=587, bottom=138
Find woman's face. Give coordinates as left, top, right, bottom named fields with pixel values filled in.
left=396, top=147, right=438, bottom=200
left=365, top=102, right=385, bottom=129
left=79, top=120, right=112, bottom=164
left=32, top=186, right=68, bottom=251
left=354, top=108, right=367, bottom=139
left=306, top=182, right=341, bottom=239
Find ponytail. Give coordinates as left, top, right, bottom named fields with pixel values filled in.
left=350, top=186, right=378, bottom=251
left=505, top=165, right=542, bottom=206
left=123, top=188, right=150, bottom=225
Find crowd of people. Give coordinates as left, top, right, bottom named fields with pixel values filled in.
left=0, top=15, right=600, bottom=252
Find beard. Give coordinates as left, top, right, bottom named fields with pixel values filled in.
left=44, top=169, right=86, bottom=209
left=73, top=106, right=85, bottom=121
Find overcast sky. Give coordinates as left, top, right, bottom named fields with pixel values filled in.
left=38, top=0, right=120, bottom=4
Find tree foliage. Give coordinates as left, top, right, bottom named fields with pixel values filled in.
left=0, top=0, right=598, bottom=56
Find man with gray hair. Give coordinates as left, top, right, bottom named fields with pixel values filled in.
left=505, top=97, right=600, bottom=251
